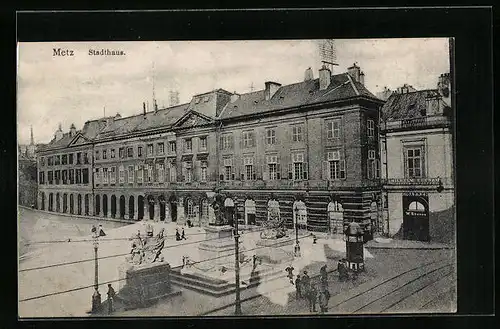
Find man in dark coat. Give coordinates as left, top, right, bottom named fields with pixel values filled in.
left=320, top=265, right=328, bottom=289
left=295, top=275, right=302, bottom=299
left=301, top=270, right=311, bottom=297
left=285, top=265, right=295, bottom=284
left=318, top=287, right=330, bottom=314
left=175, top=228, right=181, bottom=241
left=308, top=284, right=318, bottom=312
left=181, top=228, right=187, bottom=240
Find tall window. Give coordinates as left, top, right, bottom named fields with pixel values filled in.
left=82, top=168, right=89, bottom=184
left=137, top=146, right=142, bottom=157
left=128, top=147, right=134, bottom=158
left=147, top=144, right=154, bottom=157
left=290, top=153, right=307, bottom=180
left=405, top=147, right=424, bottom=178
left=55, top=155, right=60, bottom=165
left=157, top=143, right=165, bottom=155
left=75, top=169, right=81, bottom=184
left=168, top=161, right=177, bottom=182
left=266, top=128, right=276, bottom=145
left=266, top=155, right=280, bottom=180
left=169, top=141, right=176, bottom=153
left=147, top=164, right=153, bottom=182
left=223, top=158, right=233, bottom=181
left=110, top=167, right=116, bottom=184
left=94, top=168, right=100, bottom=184
left=84, top=152, right=89, bottom=164
left=40, top=157, right=45, bottom=167
left=95, top=151, right=100, bottom=160
left=119, top=166, right=125, bottom=183
left=62, top=170, right=68, bottom=184
left=137, top=165, right=143, bottom=183
left=55, top=170, right=61, bottom=184
left=184, top=139, right=193, bottom=153
left=69, top=169, right=75, bottom=184
left=157, top=163, right=165, bottom=183
left=292, top=124, right=304, bottom=142
left=367, top=119, right=375, bottom=137
left=199, top=136, right=207, bottom=151
left=119, top=148, right=125, bottom=159
left=242, top=131, right=255, bottom=148
left=220, top=134, right=233, bottom=150
left=243, top=157, right=255, bottom=180
left=186, top=199, right=195, bottom=218
left=200, top=161, right=208, bottom=182
left=39, top=172, right=45, bottom=184
left=184, top=161, right=193, bottom=182
left=103, top=150, right=107, bottom=160
left=48, top=171, right=53, bottom=184
left=326, top=150, right=346, bottom=180
left=367, top=150, right=380, bottom=179
left=327, top=119, right=341, bottom=139
left=68, top=153, right=73, bottom=164
left=128, top=166, right=134, bottom=183
left=62, top=154, right=68, bottom=165
left=110, top=149, right=115, bottom=159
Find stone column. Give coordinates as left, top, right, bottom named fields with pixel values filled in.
left=108, top=194, right=112, bottom=218
left=89, top=194, right=94, bottom=217
left=134, top=195, right=139, bottom=220
left=177, top=197, right=185, bottom=224
left=154, top=201, right=160, bottom=222
left=124, top=196, right=129, bottom=220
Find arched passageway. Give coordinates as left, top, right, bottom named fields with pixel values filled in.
left=119, top=195, right=126, bottom=218
left=129, top=196, right=135, bottom=220
left=102, top=194, right=108, bottom=217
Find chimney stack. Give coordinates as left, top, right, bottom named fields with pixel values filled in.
left=143, top=102, right=146, bottom=115
left=304, top=67, right=313, bottom=81
left=230, top=92, right=241, bottom=103
left=69, top=123, right=76, bottom=137
left=359, top=71, right=365, bottom=85
left=54, top=123, right=63, bottom=141
left=319, top=65, right=331, bottom=90
left=347, top=63, right=361, bottom=83
left=264, top=81, right=281, bottom=100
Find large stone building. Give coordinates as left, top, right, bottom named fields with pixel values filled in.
left=36, top=64, right=385, bottom=238
left=380, top=73, right=454, bottom=243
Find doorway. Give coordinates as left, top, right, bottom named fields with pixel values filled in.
left=137, top=195, right=144, bottom=220
left=402, top=195, right=430, bottom=241
left=119, top=195, right=126, bottom=219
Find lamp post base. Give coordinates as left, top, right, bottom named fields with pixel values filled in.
left=294, top=243, right=301, bottom=257
left=91, top=289, right=102, bottom=314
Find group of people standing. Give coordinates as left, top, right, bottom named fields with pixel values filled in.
left=288, top=265, right=331, bottom=313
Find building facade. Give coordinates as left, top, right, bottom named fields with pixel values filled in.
left=35, top=64, right=385, bottom=238
left=380, top=74, right=454, bottom=243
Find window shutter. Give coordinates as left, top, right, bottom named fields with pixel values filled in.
left=323, top=161, right=329, bottom=180
left=288, top=163, right=293, bottom=180
left=251, top=132, right=256, bottom=147
left=421, top=146, right=426, bottom=178
left=194, top=160, right=200, bottom=181
left=229, top=135, right=234, bottom=150
left=403, top=149, right=408, bottom=178
left=277, top=163, right=281, bottom=179
left=240, top=164, right=245, bottom=180
left=303, top=162, right=308, bottom=180
left=341, top=159, right=346, bottom=179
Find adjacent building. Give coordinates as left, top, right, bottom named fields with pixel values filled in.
left=35, top=63, right=385, bottom=239
left=18, top=126, right=39, bottom=207
left=380, top=73, right=454, bottom=243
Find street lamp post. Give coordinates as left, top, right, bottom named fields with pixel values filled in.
left=233, top=198, right=242, bottom=315
left=91, top=231, right=101, bottom=313
left=294, top=206, right=301, bottom=257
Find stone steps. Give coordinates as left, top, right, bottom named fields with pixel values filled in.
left=170, top=266, right=286, bottom=297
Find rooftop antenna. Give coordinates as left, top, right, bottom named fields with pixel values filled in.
left=30, top=125, right=34, bottom=145
left=152, top=61, right=158, bottom=112
left=103, top=106, right=106, bottom=118
left=318, top=39, right=339, bottom=73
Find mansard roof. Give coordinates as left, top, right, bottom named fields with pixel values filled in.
left=380, top=89, right=447, bottom=121
left=218, top=73, right=380, bottom=120
left=95, top=103, right=190, bottom=140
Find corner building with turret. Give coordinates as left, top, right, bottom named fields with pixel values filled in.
left=36, top=64, right=385, bottom=239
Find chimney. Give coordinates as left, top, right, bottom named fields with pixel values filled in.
left=143, top=102, right=146, bottom=115
left=304, top=67, right=313, bottom=81
left=347, top=63, right=361, bottom=83
left=114, top=113, right=121, bottom=120
left=69, top=123, right=76, bottom=137
left=54, top=123, right=63, bottom=141
left=154, top=99, right=158, bottom=113
left=230, top=92, right=240, bottom=103
left=319, top=65, right=331, bottom=90
left=359, top=71, right=365, bottom=85
left=264, top=81, right=281, bottom=100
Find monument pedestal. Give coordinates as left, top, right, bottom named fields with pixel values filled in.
left=118, top=262, right=181, bottom=308
left=256, top=238, right=294, bottom=265
left=197, top=225, right=242, bottom=269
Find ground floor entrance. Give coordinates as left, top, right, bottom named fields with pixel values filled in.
left=402, top=195, right=430, bottom=241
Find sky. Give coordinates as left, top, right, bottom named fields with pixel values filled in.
left=17, top=38, right=450, bottom=145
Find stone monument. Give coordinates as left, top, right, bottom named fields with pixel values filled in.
left=256, top=206, right=294, bottom=264
left=118, top=226, right=181, bottom=308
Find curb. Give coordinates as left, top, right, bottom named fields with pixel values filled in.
left=18, top=205, right=137, bottom=225
left=365, top=244, right=454, bottom=250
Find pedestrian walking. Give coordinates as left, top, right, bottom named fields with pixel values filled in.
left=302, top=270, right=310, bottom=298
left=91, top=225, right=97, bottom=235
left=98, top=224, right=106, bottom=237
left=338, top=258, right=348, bottom=281
left=312, top=234, right=317, bottom=244
left=107, top=284, right=116, bottom=314
left=175, top=228, right=181, bottom=241
left=318, top=286, right=330, bottom=314
left=285, top=265, right=295, bottom=284
left=308, top=284, right=318, bottom=312
left=181, top=228, right=187, bottom=240
left=295, top=275, right=302, bottom=299
left=320, top=264, right=328, bottom=289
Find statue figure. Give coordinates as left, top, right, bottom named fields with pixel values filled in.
left=211, top=196, right=226, bottom=226
left=127, top=228, right=166, bottom=265
left=260, top=207, right=287, bottom=239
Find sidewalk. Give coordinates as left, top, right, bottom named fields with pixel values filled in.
left=365, top=237, right=454, bottom=250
